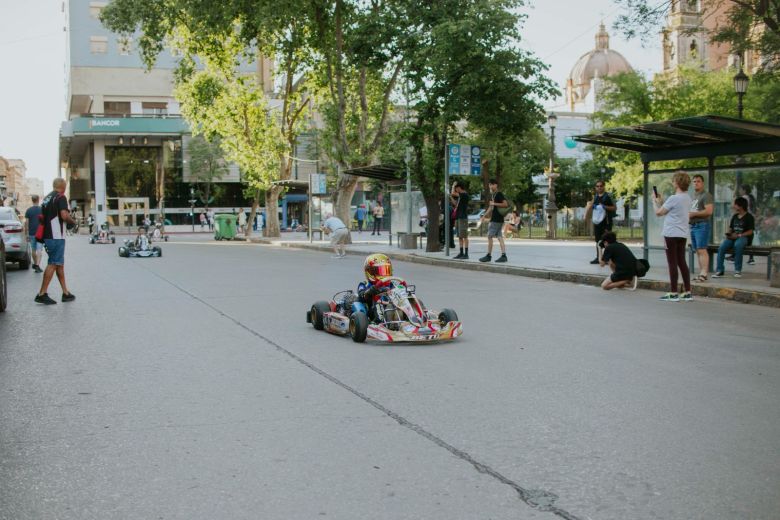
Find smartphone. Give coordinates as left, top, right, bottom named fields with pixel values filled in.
left=652, top=186, right=659, bottom=198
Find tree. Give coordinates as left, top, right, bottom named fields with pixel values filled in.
left=187, top=135, right=228, bottom=208
left=613, top=0, right=780, bottom=70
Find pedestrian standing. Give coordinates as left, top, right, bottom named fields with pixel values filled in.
left=322, top=212, right=349, bottom=258
left=207, top=209, right=214, bottom=231
left=35, top=178, right=77, bottom=305
left=586, top=180, right=616, bottom=264
left=371, top=202, right=384, bottom=235
left=24, top=194, right=44, bottom=273
left=87, top=213, right=95, bottom=235
left=653, top=171, right=692, bottom=302
left=355, top=204, right=367, bottom=233
left=199, top=211, right=207, bottom=231
left=238, top=208, right=247, bottom=234
left=451, top=181, right=470, bottom=259
left=479, top=179, right=508, bottom=263
left=689, top=174, right=713, bottom=282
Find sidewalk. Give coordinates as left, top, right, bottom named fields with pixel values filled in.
left=250, top=231, right=780, bottom=308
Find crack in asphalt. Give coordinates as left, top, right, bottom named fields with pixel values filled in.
left=142, top=264, right=583, bottom=520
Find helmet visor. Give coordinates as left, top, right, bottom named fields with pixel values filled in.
left=369, top=264, right=392, bottom=278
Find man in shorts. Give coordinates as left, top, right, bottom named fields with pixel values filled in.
left=479, top=179, right=508, bottom=263
left=689, top=174, right=713, bottom=281
left=35, top=178, right=77, bottom=305
left=322, top=212, right=350, bottom=258
left=451, top=181, right=470, bottom=259
left=24, top=194, right=44, bottom=273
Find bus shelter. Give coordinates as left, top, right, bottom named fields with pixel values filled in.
left=575, top=115, right=780, bottom=260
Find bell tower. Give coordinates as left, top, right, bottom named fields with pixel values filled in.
left=662, top=0, right=706, bottom=73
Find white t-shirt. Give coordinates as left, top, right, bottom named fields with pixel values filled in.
left=661, top=192, right=691, bottom=238
left=419, top=206, right=428, bottom=218
left=323, top=216, right=346, bottom=232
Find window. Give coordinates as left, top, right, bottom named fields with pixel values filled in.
left=104, top=101, right=131, bottom=116
left=90, top=36, right=108, bottom=54
left=142, top=102, right=168, bottom=116
left=118, top=36, right=132, bottom=56
left=89, top=2, right=108, bottom=19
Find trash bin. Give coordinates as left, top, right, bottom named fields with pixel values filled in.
left=398, top=232, right=418, bottom=250
left=214, top=214, right=237, bottom=240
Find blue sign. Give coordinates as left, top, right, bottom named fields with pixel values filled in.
left=448, top=144, right=461, bottom=175
left=448, top=144, right=481, bottom=176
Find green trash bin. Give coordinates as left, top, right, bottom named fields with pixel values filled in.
left=213, top=214, right=237, bottom=240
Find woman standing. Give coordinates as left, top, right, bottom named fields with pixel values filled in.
left=653, top=171, right=692, bottom=302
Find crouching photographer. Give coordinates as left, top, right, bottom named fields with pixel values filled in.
left=598, top=231, right=638, bottom=291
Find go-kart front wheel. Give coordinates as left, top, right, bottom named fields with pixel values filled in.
left=111, top=237, right=116, bottom=244
left=438, top=308, right=458, bottom=325
left=153, top=247, right=162, bottom=257
left=349, top=312, right=368, bottom=343
left=89, top=237, right=95, bottom=244
left=310, top=301, right=331, bottom=330
left=118, top=247, right=128, bottom=257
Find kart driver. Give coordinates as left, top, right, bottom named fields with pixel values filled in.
left=134, top=226, right=150, bottom=250
left=357, top=253, right=401, bottom=319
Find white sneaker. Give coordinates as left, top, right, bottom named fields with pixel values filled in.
left=628, top=276, right=638, bottom=291
left=331, top=255, right=343, bottom=259
left=734, top=272, right=742, bottom=278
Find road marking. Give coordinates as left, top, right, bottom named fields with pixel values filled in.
left=138, top=263, right=584, bottom=520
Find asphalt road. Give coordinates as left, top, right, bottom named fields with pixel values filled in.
left=1, top=237, right=778, bottom=520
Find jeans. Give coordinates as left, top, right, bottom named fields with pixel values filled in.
left=716, top=237, right=748, bottom=273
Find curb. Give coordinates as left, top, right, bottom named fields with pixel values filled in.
left=249, top=238, right=780, bottom=308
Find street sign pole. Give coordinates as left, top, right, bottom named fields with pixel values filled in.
left=444, top=138, right=450, bottom=257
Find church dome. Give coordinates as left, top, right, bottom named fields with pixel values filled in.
left=567, top=24, right=633, bottom=107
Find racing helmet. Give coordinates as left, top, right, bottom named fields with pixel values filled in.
left=364, top=253, right=393, bottom=282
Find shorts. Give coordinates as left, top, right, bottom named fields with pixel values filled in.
left=28, top=236, right=42, bottom=252
left=610, top=271, right=635, bottom=283
left=594, top=221, right=611, bottom=242
left=456, top=219, right=468, bottom=239
left=44, top=239, right=65, bottom=266
left=330, top=227, right=349, bottom=246
left=487, top=222, right=503, bottom=238
left=690, top=221, right=710, bottom=250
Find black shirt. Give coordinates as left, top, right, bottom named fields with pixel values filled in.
left=490, top=192, right=506, bottom=223
left=454, top=192, right=469, bottom=219
left=729, top=212, right=755, bottom=235
left=602, top=242, right=637, bottom=277
left=41, top=191, right=69, bottom=240
left=593, top=192, right=615, bottom=226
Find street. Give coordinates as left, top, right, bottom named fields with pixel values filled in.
left=1, top=237, right=779, bottom=520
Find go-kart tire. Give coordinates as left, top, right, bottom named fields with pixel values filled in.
left=438, top=308, right=458, bottom=325
left=118, top=247, right=128, bottom=258
left=111, top=237, right=116, bottom=244
left=153, top=247, right=162, bottom=257
left=310, top=301, right=330, bottom=330
left=164, top=236, right=168, bottom=242
left=89, top=237, right=95, bottom=244
left=349, top=312, right=368, bottom=343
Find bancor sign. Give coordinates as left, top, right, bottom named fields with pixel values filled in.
left=72, top=116, right=190, bottom=134
left=89, top=119, right=121, bottom=128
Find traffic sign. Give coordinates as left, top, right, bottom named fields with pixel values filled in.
left=448, top=144, right=481, bottom=176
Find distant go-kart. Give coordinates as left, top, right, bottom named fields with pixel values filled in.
left=118, top=236, right=162, bottom=258
left=88, top=229, right=115, bottom=244
left=307, top=277, right=462, bottom=343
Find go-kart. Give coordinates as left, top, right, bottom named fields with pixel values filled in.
left=118, top=236, right=162, bottom=258
left=89, top=225, right=115, bottom=244
left=149, top=222, right=168, bottom=242
left=307, top=277, right=461, bottom=343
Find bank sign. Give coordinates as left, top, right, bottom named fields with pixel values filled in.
left=71, top=117, right=190, bottom=134
left=448, top=144, right=481, bottom=176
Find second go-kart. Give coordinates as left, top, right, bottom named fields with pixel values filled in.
left=118, top=234, right=162, bottom=258
left=89, top=223, right=115, bottom=244
left=307, top=276, right=462, bottom=344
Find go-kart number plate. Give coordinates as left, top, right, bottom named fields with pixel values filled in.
left=411, top=334, right=436, bottom=341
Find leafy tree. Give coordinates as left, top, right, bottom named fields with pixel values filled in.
left=187, top=135, right=228, bottom=208
left=613, top=0, right=780, bottom=70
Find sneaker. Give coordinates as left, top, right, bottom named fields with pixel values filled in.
left=712, top=272, right=725, bottom=278
left=331, top=255, right=343, bottom=259
left=62, top=292, right=76, bottom=302
left=495, top=254, right=508, bottom=263
left=734, top=272, right=742, bottom=278
left=33, top=265, right=43, bottom=273
left=628, top=276, right=638, bottom=291
left=659, top=292, right=679, bottom=302
left=479, top=254, right=492, bottom=263
left=679, top=291, right=694, bottom=302
left=461, top=254, right=469, bottom=260
left=453, top=253, right=464, bottom=259
left=747, top=258, right=756, bottom=265
left=34, top=293, right=57, bottom=305
left=589, top=258, right=600, bottom=264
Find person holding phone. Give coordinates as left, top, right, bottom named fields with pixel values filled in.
left=653, top=171, right=692, bottom=302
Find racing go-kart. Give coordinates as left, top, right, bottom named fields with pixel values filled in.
left=307, top=277, right=461, bottom=343
left=118, top=235, right=162, bottom=258
left=88, top=224, right=115, bottom=244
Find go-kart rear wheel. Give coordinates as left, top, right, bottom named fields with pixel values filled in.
left=310, top=301, right=330, bottom=330
left=438, top=308, right=458, bottom=325
left=89, top=237, right=95, bottom=244
left=111, top=237, right=115, bottom=244
left=153, top=247, right=162, bottom=257
left=118, top=247, right=128, bottom=257
left=164, top=236, right=168, bottom=242
left=349, top=312, right=368, bottom=343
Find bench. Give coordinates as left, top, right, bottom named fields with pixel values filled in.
left=703, top=245, right=778, bottom=279
left=311, top=229, right=323, bottom=240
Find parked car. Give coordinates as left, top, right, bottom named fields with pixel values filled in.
left=0, top=207, right=31, bottom=270
left=0, top=237, right=7, bottom=312
left=467, top=209, right=486, bottom=230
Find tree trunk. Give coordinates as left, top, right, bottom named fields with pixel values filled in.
left=264, top=185, right=283, bottom=237
left=333, top=173, right=358, bottom=225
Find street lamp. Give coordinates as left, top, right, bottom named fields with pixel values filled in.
left=733, top=65, right=749, bottom=119
left=546, top=112, right=559, bottom=239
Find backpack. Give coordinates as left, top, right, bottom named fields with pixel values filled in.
left=635, top=258, right=650, bottom=278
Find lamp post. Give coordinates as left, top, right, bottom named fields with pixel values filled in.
left=545, top=112, right=559, bottom=239
left=733, top=61, right=750, bottom=188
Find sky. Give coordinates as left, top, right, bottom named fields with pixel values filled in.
left=0, top=0, right=662, bottom=190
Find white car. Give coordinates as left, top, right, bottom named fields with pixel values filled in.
left=0, top=237, right=7, bottom=311
left=0, top=207, right=31, bottom=270
left=467, top=209, right=487, bottom=230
